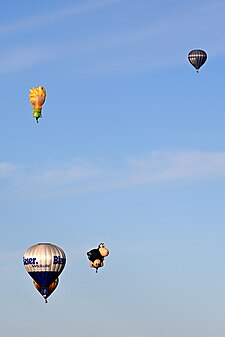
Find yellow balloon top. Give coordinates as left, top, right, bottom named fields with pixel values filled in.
left=29, top=86, right=46, bottom=108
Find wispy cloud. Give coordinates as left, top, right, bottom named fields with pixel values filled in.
left=0, top=1, right=224, bottom=74
left=1, top=150, right=225, bottom=201
left=121, top=150, right=225, bottom=185
left=0, top=162, right=21, bottom=178
left=0, top=46, right=53, bottom=72
left=0, top=0, right=122, bottom=36
left=0, top=250, right=23, bottom=280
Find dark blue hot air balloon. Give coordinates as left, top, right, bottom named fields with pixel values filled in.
left=188, top=49, right=207, bottom=73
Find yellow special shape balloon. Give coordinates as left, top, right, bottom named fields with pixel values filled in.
left=29, top=86, right=46, bottom=123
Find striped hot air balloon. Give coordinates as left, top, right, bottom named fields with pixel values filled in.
left=188, top=49, right=207, bottom=73
left=23, top=243, right=66, bottom=302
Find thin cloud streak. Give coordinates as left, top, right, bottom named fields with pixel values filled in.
left=0, top=0, right=122, bottom=36
left=0, top=162, right=21, bottom=178
left=1, top=150, right=225, bottom=201
left=0, top=1, right=224, bottom=73
left=0, top=250, right=23, bottom=280
left=0, top=46, right=53, bottom=73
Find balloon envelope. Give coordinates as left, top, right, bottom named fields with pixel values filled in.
left=87, top=243, right=109, bottom=272
left=188, top=49, right=207, bottom=71
left=23, top=243, right=66, bottom=287
left=87, top=248, right=103, bottom=263
left=29, top=86, right=46, bottom=123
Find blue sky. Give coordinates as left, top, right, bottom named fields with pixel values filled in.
left=1, top=0, right=225, bottom=336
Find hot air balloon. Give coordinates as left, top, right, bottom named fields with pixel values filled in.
left=87, top=243, right=109, bottom=273
left=29, top=86, right=46, bottom=123
left=188, top=49, right=207, bottom=73
left=23, top=243, right=66, bottom=303
left=33, top=278, right=59, bottom=302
